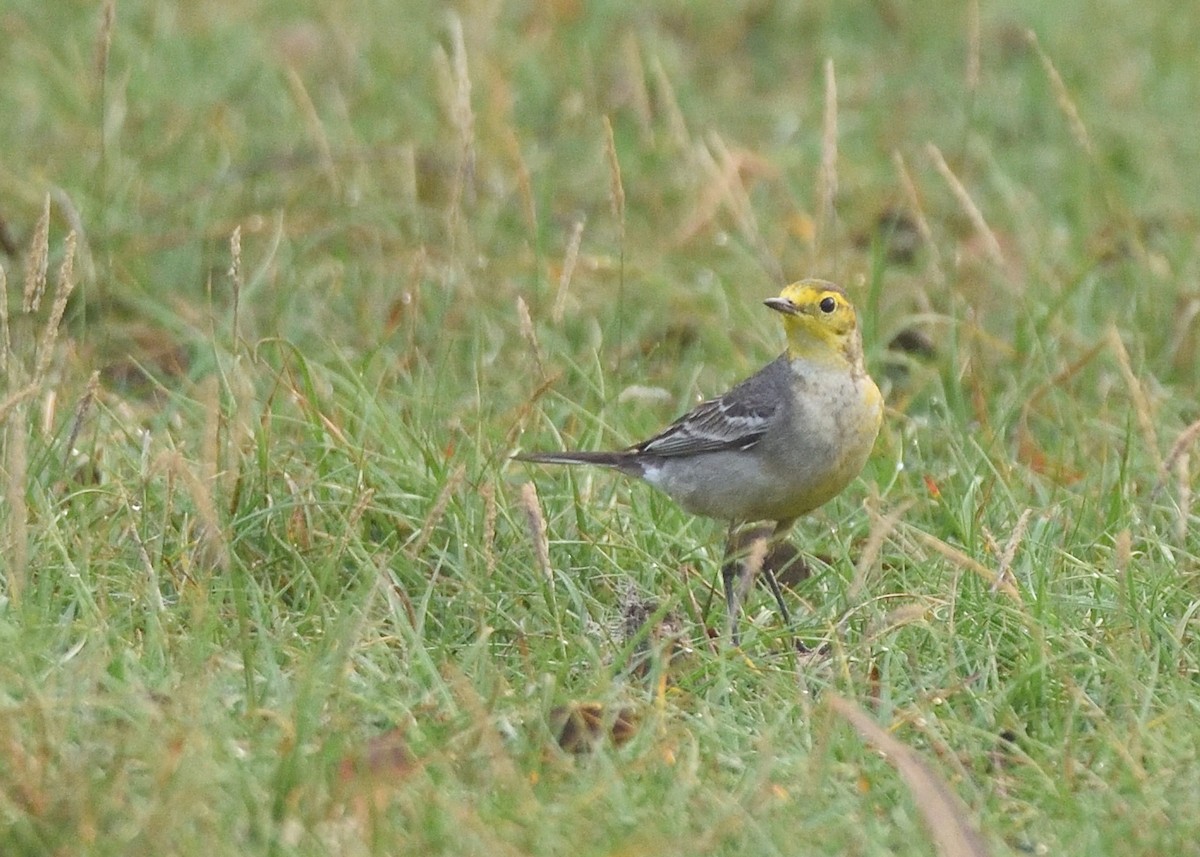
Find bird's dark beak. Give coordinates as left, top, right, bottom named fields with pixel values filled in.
left=764, top=297, right=799, bottom=315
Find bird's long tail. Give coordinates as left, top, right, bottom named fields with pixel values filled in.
left=514, top=450, right=630, bottom=467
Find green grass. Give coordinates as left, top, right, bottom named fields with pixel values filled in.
left=2, top=0, right=1200, bottom=854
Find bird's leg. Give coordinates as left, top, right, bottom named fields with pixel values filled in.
left=720, top=521, right=743, bottom=646
left=721, top=522, right=776, bottom=645
left=760, top=566, right=792, bottom=626
left=762, top=517, right=797, bottom=626
left=721, top=519, right=805, bottom=645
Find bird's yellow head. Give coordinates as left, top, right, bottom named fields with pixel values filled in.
left=764, top=279, right=862, bottom=363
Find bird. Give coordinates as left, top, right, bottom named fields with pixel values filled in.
left=516, top=279, right=883, bottom=644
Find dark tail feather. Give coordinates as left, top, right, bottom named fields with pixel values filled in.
left=514, top=450, right=630, bottom=467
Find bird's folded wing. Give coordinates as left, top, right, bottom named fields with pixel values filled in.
left=632, top=394, right=776, bottom=456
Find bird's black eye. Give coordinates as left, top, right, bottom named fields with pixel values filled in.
left=819, top=296, right=837, bottom=313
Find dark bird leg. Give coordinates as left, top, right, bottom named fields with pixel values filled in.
left=721, top=519, right=803, bottom=646
left=764, top=517, right=796, bottom=626
left=720, top=521, right=743, bottom=646
left=760, top=567, right=792, bottom=627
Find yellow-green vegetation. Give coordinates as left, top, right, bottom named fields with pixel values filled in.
left=2, top=1, right=1198, bottom=854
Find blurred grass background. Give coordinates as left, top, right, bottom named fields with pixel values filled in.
left=1, top=1, right=1198, bottom=854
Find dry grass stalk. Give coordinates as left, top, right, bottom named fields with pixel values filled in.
left=979, top=524, right=1001, bottom=566
left=892, top=150, right=944, bottom=293
left=501, top=369, right=562, bottom=450
left=94, top=0, right=116, bottom=83
left=1164, top=295, right=1200, bottom=374
left=672, top=139, right=775, bottom=272
left=622, top=34, right=653, bottom=141
left=926, top=143, right=1005, bottom=268
left=399, top=142, right=419, bottom=206
left=707, top=132, right=782, bottom=284
left=519, top=481, right=552, bottom=582
left=345, top=486, right=375, bottom=537
left=283, top=65, right=337, bottom=192
left=63, top=370, right=101, bottom=469
left=1106, top=325, right=1168, bottom=484
left=602, top=116, right=627, bottom=373
left=994, top=508, right=1032, bottom=593
left=708, top=133, right=757, bottom=238
left=40, top=389, right=56, bottom=438
left=817, top=57, right=839, bottom=257
left=4, top=403, right=29, bottom=603
left=827, top=693, right=994, bottom=857
left=905, top=525, right=1022, bottom=602
left=223, top=365, right=256, bottom=507
left=23, top=196, right=51, bottom=313
left=446, top=12, right=476, bottom=216
left=33, top=231, right=77, bottom=385
left=671, top=141, right=728, bottom=245
left=1018, top=338, right=1105, bottom=437
left=849, top=495, right=912, bottom=600
left=1113, top=528, right=1132, bottom=578
left=733, top=531, right=770, bottom=615
left=0, top=384, right=40, bottom=424
left=409, top=463, right=466, bottom=560
left=284, top=473, right=312, bottom=550
left=1162, top=415, right=1200, bottom=483
left=127, top=507, right=166, bottom=613
left=1175, top=453, right=1191, bottom=547
left=865, top=602, right=934, bottom=645
left=515, top=295, right=544, bottom=378
left=49, top=189, right=95, bottom=287
left=284, top=372, right=349, bottom=445
left=602, top=115, right=626, bottom=242
left=505, top=130, right=537, bottom=236
left=481, top=481, right=497, bottom=577
left=676, top=563, right=716, bottom=655
left=965, top=0, right=980, bottom=93
left=649, top=53, right=691, bottom=152
left=551, top=216, right=586, bottom=324
left=1026, top=30, right=1094, bottom=158
left=229, top=225, right=243, bottom=345
left=199, top=375, right=221, bottom=489
left=139, top=425, right=152, bottom=478
left=0, top=264, right=10, bottom=377
left=1167, top=291, right=1200, bottom=364
left=180, top=377, right=230, bottom=573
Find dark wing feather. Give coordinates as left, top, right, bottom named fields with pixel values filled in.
left=631, top=357, right=788, bottom=457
